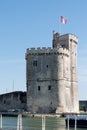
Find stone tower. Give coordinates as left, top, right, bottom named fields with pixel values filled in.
left=25, top=32, right=79, bottom=113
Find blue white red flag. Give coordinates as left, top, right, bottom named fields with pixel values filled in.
left=60, top=16, right=67, bottom=24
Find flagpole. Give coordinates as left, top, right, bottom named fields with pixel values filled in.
left=59, top=16, right=61, bottom=34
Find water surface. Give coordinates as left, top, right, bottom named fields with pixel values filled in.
left=2, top=116, right=87, bottom=130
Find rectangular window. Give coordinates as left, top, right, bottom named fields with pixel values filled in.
left=48, top=85, right=51, bottom=90
left=33, top=60, right=37, bottom=66
left=38, top=86, right=40, bottom=91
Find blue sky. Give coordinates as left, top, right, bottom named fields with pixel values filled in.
left=0, top=0, right=87, bottom=100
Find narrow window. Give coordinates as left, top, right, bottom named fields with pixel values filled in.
left=70, top=39, right=72, bottom=42
left=48, top=85, right=51, bottom=90
left=46, top=65, right=48, bottom=68
left=62, top=44, right=65, bottom=48
left=38, top=86, right=40, bottom=91
left=33, top=60, right=37, bottom=66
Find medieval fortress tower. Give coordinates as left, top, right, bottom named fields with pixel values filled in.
left=25, top=32, right=79, bottom=113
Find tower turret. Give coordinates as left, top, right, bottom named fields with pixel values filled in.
left=52, top=32, right=60, bottom=48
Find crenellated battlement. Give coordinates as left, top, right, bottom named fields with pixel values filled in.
left=26, top=47, right=69, bottom=57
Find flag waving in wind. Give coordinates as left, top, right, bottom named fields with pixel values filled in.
left=60, top=16, right=67, bottom=24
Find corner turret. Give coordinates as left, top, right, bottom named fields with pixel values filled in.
left=52, top=32, right=60, bottom=48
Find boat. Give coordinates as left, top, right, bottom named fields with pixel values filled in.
left=65, top=115, right=87, bottom=128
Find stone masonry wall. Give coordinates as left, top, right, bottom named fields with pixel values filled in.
left=26, top=33, right=79, bottom=113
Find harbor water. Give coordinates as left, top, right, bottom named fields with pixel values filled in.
left=1, top=116, right=86, bottom=130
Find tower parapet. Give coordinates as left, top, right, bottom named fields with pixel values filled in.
left=26, top=47, right=69, bottom=57
left=53, top=32, right=78, bottom=50
left=69, top=34, right=78, bottom=44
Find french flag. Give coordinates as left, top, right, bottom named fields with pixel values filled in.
left=60, top=16, right=67, bottom=24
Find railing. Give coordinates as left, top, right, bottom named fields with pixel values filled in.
left=0, top=113, right=87, bottom=130
left=0, top=113, right=64, bottom=130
